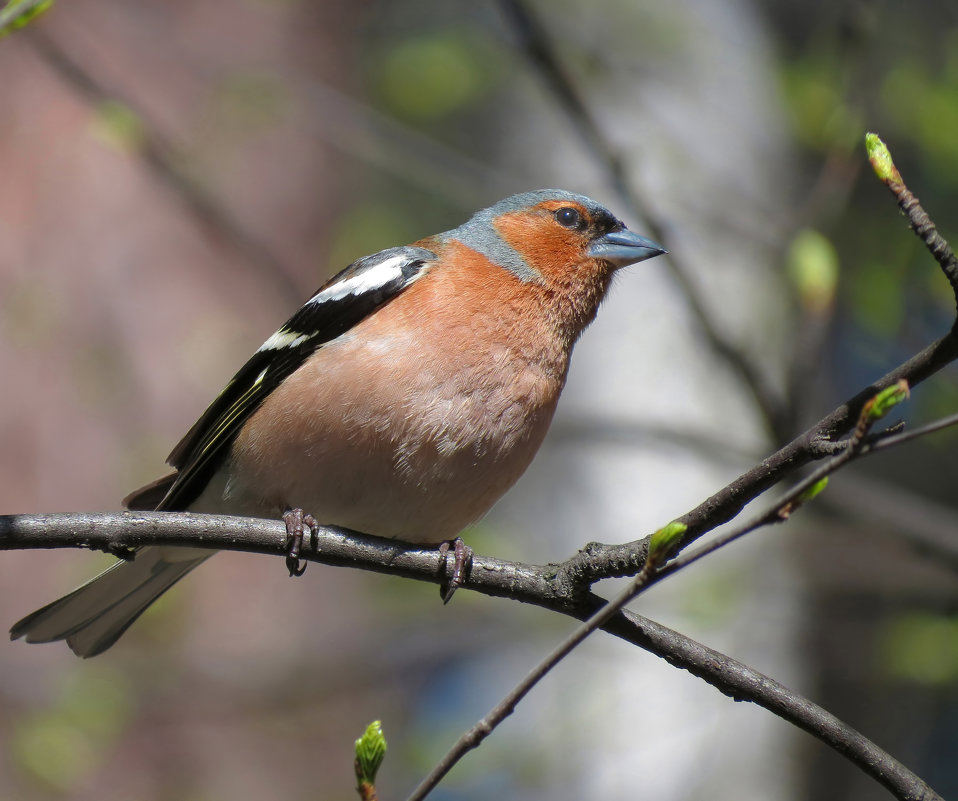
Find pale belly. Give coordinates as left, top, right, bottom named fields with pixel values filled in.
left=191, top=331, right=564, bottom=543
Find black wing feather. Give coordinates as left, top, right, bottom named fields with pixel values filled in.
left=152, top=246, right=435, bottom=511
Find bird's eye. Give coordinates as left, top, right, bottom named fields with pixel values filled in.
left=554, top=207, right=582, bottom=229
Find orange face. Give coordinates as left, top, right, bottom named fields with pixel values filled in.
left=491, top=199, right=622, bottom=340
left=493, top=199, right=615, bottom=285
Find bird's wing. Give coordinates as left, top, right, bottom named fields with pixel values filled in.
left=127, top=245, right=436, bottom=512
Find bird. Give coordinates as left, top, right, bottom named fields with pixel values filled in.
left=9, top=189, right=666, bottom=658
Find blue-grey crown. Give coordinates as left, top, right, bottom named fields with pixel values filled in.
left=445, top=190, right=619, bottom=283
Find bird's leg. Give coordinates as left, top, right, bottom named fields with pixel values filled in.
left=283, top=508, right=318, bottom=577
left=438, top=537, right=473, bottom=604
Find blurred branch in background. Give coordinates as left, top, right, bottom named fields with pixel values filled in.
left=300, top=81, right=519, bottom=210
left=498, top=0, right=790, bottom=440
left=24, top=21, right=523, bottom=305
left=825, top=470, right=958, bottom=572
left=24, top=27, right=305, bottom=302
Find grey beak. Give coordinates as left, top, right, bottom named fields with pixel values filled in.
left=587, top=229, right=667, bottom=268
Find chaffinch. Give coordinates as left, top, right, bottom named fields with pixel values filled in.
left=10, top=189, right=665, bottom=657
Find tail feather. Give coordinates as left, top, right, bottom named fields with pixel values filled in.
left=10, top=547, right=211, bottom=658
left=122, top=472, right=177, bottom=510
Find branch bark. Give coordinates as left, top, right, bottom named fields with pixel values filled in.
left=1, top=508, right=945, bottom=801
left=556, top=330, right=958, bottom=590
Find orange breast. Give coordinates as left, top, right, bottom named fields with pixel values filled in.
left=220, top=243, right=571, bottom=542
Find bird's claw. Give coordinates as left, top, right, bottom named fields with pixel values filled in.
left=438, top=537, right=473, bottom=603
left=283, top=508, right=318, bottom=577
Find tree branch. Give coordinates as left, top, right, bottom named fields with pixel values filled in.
left=557, top=329, right=958, bottom=589
left=24, top=27, right=307, bottom=304
left=0, top=512, right=559, bottom=602
left=866, top=133, right=958, bottom=311
left=1, top=507, right=945, bottom=801
left=407, top=381, right=949, bottom=801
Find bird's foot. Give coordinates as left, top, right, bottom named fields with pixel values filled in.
left=438, top=537, right=473, bottom=604
left=283, top=508, right=318, bottom=577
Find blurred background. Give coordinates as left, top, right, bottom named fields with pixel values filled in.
left=1, top=1, right=957, bottom=799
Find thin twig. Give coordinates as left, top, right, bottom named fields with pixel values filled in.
left=404, top=563, right=658, bottom=801
left=653, top=385, right=921, bottom=585
left=0, top=0, right=47, bottom=31
left=559, top=331, right=958, bottom=587
left=867, top=133, right=958, bottom=311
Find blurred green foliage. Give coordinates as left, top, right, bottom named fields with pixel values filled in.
left=213, top=71, right=290, bottom=133
left=796, top=476, right=829, bottom=504
left=879, top=612, right=958, bottom=685
left=12, top=667, right=133, bottom=790
left=0, top=0, right=53, bottom=38
left=371, top=31, right=501, bottom=121
left=787, top=228, right=839, bottom=313
left=678, top=567, right=748, bottom=629
left=882, top=39, right=958, bottom=185
left=849, top=260, right=905, bottom=337
left=780, top=56, right=864, bottom=153
left=91, top=101, right=146, bottom=153
left=778, top=17, right=958, bottom=298
left=326, top=201, right=426, bottom=270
